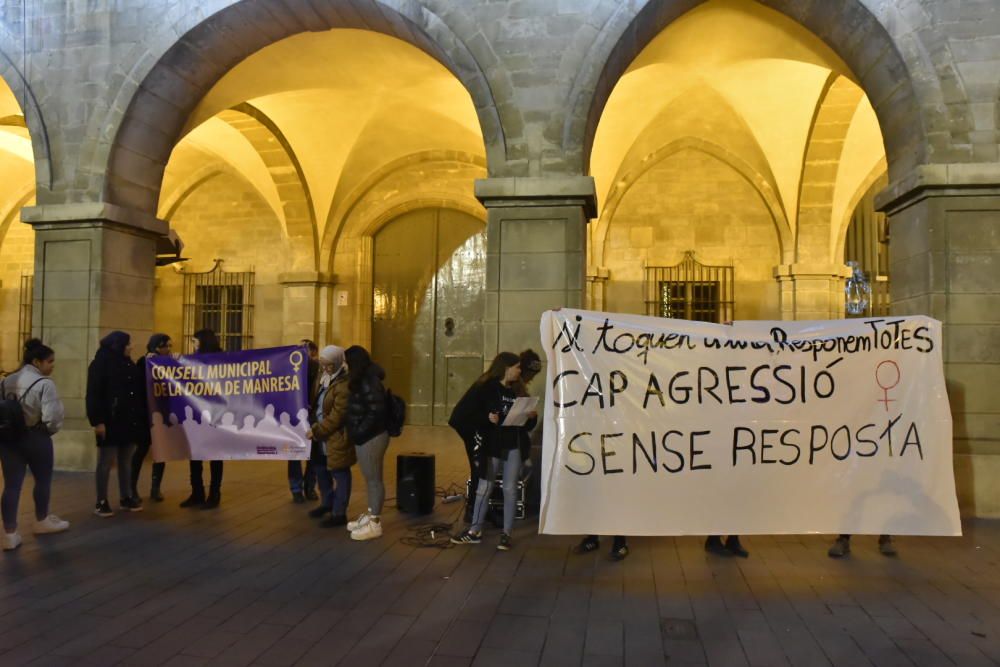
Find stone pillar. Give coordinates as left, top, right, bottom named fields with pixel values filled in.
left=773, top=263, right=851, bottom=320
left=881, top=176, right=1000, bottom=518
left=21, top=204, right=164, bottom=471
left=475, top=177, right=596, bottom=359
left=279, top=271, right=336, bottom=346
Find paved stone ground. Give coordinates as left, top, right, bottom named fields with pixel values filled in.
left=1, top=426, right=998, bottom=666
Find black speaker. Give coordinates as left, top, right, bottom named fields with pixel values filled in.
left=396, top=452, right=435, bottom=514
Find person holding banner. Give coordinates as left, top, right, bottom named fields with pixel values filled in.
left=828, top=533, right=896, bottom=558
left=180, top=329, right=225, bottom=510
left=132, top=333, right=172, bottom=502
left=343, top=345, right=389, bottom=541
left=1, top=340, right=70, bottom=551
left=305, top=345, right=354, bottom=527
left=451, top=352, right=531, bottom=551
left=288, top=339, right=320, bottom=503
left=87, top=331, right=146, bottom=517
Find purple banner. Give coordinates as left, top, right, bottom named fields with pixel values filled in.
left=147, top=345, right=310, bottom=461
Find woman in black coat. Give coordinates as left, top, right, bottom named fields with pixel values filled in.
left=343, top=345, right=389, bottom=541
left=180, top=329, right=225, bottom=509
left=86, top=331, right=146, bottom=517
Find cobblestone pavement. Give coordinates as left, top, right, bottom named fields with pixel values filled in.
left=0, top=427, right=997, bottom=666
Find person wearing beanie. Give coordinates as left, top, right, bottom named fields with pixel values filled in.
left=131, top=333, right=172, bottom=502
left=86, top=331, right=146, bottom=517
left=305, top=345, right=355, bottom=527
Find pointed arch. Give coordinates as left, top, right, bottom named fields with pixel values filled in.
left=592, top=137, right=792, bottom=266
left=93, top=0, right=503, bottom=216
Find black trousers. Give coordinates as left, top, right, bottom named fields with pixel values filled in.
left=189, top=460, right=223, bottom=494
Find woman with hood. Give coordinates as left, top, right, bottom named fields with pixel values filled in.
left=86, top=331, right=146, bottom=517
left=342, top=345, right=388, bottom=541
left=305, top=345, right=355, bottom=527
left=180, top=329, right=225, bottom=509
left=131, top=333, right=172, bottom=502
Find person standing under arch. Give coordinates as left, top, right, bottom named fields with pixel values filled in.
left=1, top=340, right=70, bottom=550
left=87, top=331, right=146, bottom=517
left=305, top=345, right=354, bottom=527
left=180, top=329, right=224, bottom=509
left=451, top=352, right=529, bottom=551
left=343, top=345, right=389, bottom=541
left=132, top=333, right=172, bottom=502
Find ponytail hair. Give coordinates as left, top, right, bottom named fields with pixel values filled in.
left=23, top=338, right=54, bottom=366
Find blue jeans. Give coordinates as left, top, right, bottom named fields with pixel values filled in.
left=313, top=461, right=352, bottom=516
left=287, top=460, right=316, bottom=494
left=470, top=448, right=521, bottom=535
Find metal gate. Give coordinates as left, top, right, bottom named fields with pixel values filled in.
left=643, top=251, right=734, bottom=323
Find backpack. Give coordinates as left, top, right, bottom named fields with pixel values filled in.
left=0, top=377, right=47, bottom=444
left=384, top=388, right=406, bottom=438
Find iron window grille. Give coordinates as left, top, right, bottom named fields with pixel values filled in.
left=644, top=252, right=733, bottom=323
left=17, top=273, right=32, bottom=346
left=182, top=260, right=255, bottom=353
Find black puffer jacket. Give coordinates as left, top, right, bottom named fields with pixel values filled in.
left=346, top=364, right=388, bottom=445
left=86, top=333, right=147, bottom=448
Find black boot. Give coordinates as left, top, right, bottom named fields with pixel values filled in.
left=704, top=535, right=729, bottom=556
left=725, top=535, right=749, bottom=558
left=573, top=535, right=600, bottom=554
left=201, top=490, right=221, bottom=509
left=180, top=489, right=205, bottom=508
left=150, top=480, right=164, bottom=503
left=610, top=536, right=629, bottom=561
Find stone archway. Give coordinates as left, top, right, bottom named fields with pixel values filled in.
left=0, top=24, right=51, bottom=192
left=564, top=0, right=938, bottom=189
left=96, top=0, right=505, bottom=218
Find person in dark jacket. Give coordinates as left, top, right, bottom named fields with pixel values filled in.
left=343, top=345, right=389, bottom=541
left=288, top=339, right=319, bottom=503
left=180, top=329, right=225, bottom=510
left=86, top=331, right=145, bottom=516
left=132, top=333, right=171, bottom=502
left=451, top=352, right=531, bottom=551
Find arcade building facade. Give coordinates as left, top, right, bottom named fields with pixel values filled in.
left=0, top=1, right=998, bottom=514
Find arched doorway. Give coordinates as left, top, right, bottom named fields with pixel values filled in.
left=372, top=208, right=486, bottom=425
left=141, top=27, right=489, bottom=354
left=587, top=0, right=888, bottom=322
left=0, top=75, right=37, bottom=371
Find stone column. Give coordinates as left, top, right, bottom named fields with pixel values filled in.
left=880, top=172, right=1000, bottom=518
left=279, top=271, right=336, bottom=346
left=475, top=177, right=596, bottom=359
left=773, top=263, right=852, bottom=320
left=21, top=204, right=164, bottom=471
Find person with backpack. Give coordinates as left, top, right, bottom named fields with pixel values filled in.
left=87, top=331, right=146, bottom=517
left=0, top=340, right=69, bottom=551
left=180, top=329, right=225, bottom=509
left=343, top=345, right=389, bottom=541
left=305, top=345, right=354, bottom=527
left=131, top=333, right=171, bottom=502
left=451, top=351, right=530, bottom=551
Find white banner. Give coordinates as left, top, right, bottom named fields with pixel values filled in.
left=539, top=309, right=960, bottom=536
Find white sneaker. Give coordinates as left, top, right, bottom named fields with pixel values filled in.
left=34, top=515, right=70, bottom=535
left=347, top=511, right=370, bottom=532
left=350, top=518, right=382, bottom=541
left=2, top=532, right=22, bottom=551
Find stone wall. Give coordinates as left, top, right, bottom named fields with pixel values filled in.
left=154, top=170, right=290, bottom=351
left=601, top=150, right=782, bottom=320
